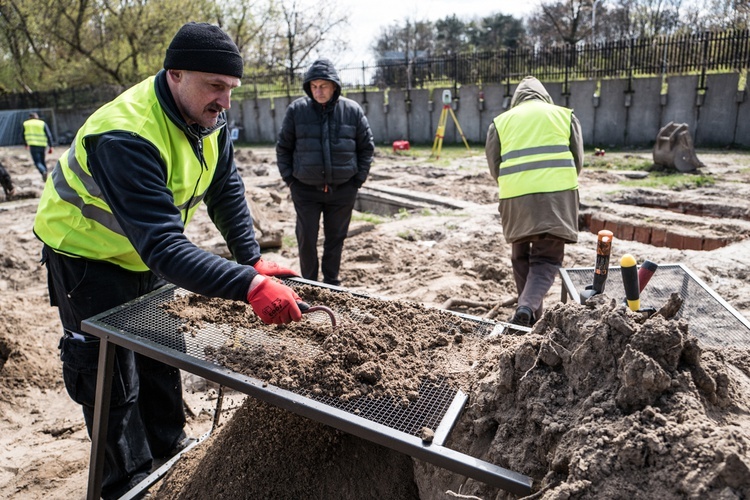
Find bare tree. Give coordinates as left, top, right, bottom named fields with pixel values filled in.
left=527, top=0, right=590, bottom=45
left=270, top=0, right=348, bottom=89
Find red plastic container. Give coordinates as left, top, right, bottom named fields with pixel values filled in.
left=392, top=140, right=410, bottom=152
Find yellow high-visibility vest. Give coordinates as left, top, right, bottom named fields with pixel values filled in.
left=34, top=76, right=221, bottom=271
left=23, top=118, right=49, bottom=147
left=493, top=101, right=577, bottom=200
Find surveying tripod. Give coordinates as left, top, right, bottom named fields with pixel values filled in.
left=431, top=90, right=470, bottom=159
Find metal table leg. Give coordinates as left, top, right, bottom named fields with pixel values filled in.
left=87, top=336, right=115, bottom=500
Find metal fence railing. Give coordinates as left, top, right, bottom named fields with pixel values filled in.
left=234, top=29, right=749, bottom=99
left=1, top=29, right=747, bottom=109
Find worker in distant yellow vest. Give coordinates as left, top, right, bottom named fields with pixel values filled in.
left=23, top=112, right=54, bottom=181
left=485, top=76, right=584, bottom=327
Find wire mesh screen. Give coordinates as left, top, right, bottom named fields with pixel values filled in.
left=87, top=284, right=498, bottom=439
left=561, top=264, right=750, bottom=349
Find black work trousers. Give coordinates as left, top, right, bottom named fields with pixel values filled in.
left=511, top=238, right=566, bottom=321
left=290, top=180, right=358, bottom=286
left=42, top=246, right=186, bottom=499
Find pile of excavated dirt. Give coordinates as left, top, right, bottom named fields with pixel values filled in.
left=156, top=288, right=750, bottom=499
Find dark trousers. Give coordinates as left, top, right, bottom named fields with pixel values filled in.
left=29, top=145, right=47, bottom=178
left=43, top=246, right=186, bottom=499
left=290, top=180, right=358, bottom=286
left=511, top=238, right=566, bottom=321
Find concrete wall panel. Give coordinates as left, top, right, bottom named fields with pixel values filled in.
left=408, top=89, right=432, bottom=144
left=593, top=79, right=630, bottom=147
left=568, top=81, right=597, bottom=145
left=662, top=75, right=699, bottom=130
left=350, top=91, right=387, bottom=146
left=386, top=89, right=409, bottom=143
left=235, top=100, right=259, bottom=143
left=627, top=77, right=662, bottom=147
left=696, top=73, right=741, bottom=147
left=454, top=85, right=481, bottom=144
left=479, top=84, right=512, bottom=143
left=252, top=98, right=275, bottom=143
left=736, top=85, right=750, bottom=148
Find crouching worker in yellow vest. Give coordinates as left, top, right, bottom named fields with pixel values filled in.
left=485, top=76, right=584, bottom=328
left=33, top=22, right=303, bottom=499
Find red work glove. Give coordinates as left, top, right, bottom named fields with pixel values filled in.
left=48, top=147, right=53, bottom=154
left=246, top=277, right=303, bottom=324
left=253, top=258, right=299, bottom=278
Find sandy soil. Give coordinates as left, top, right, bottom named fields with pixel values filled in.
left=1, top=144, right=749, bottom=499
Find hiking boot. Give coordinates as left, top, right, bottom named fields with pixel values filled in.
left=151, top=432, right=197, bottom=471
left=508, top=306, right=534, bottom=327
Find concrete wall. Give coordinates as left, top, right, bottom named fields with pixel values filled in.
left=52, top=74, right=749, bottom=149
left=697, top=73, right=743, bottom=147
left=736, top=77, right=750, bottom=146
left=661, top=75, right=700, bottom=133
left=567, top=80, right=597, bottom=146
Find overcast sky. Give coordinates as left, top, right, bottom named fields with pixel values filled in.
left=332, top=0, right=539, bottom=66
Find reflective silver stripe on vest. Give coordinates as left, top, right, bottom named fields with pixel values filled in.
left=51, top=149, right=126, bottom=236
left=178, top=192, right=206, bottom=212
left=66, top=145, right=103, bottom=198
left=498, top=158, right=575, bottom=177
left=501, top=144, right=570, bottom=162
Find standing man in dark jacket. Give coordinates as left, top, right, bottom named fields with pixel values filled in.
left=485, top=76, right=584, bottom=327
left=276, top=59, right=375, bottom=286
left=23, top=112, right=54, bottom=181
left=34, top=22, right=302, bottom=499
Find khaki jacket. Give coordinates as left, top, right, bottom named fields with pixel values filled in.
left=485, top=76, right=584, bottom=244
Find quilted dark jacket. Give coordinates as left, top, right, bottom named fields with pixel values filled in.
left=276, top=59, right=374, bottom=189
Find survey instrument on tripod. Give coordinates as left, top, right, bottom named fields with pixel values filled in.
left=430, top=90, right=470, bottom=160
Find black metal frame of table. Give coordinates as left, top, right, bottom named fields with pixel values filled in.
left=80, top=280, right=533, bottom=499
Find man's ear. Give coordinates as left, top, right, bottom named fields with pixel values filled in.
left=167, top=69, right=182, bottom=82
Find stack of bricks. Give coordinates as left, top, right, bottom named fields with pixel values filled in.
left=581, top=212, right=729, bottom=251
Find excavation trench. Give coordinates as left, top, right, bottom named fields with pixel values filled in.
left=582, top=190, right=750, bottom=251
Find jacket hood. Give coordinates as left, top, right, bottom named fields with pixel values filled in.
left=303, top=59, right=342, bottom=103
left=510, top=76, right=553, bottom=108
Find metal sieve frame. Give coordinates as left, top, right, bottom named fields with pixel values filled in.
left=80, top=280, right=533, bottom=499
left=559, top=263, right=750, bottom=348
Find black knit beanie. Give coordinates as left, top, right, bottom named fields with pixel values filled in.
left=164, top=22, right=244, bottom=78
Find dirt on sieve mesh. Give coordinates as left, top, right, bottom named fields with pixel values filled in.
left=157, top=286, right=750, bottom=500
left=162, top=283, right=489, bottom=404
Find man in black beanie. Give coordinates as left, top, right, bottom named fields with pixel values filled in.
left=34, top=22, right=303, bottom=499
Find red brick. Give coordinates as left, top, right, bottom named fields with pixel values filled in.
left=682, top=235, right=703, bottom=250
left=590, top=217, right=606, bottom=235
left=702, top=238, right=727, bottom=251
left=651, top=228, right=667, bottom=247
left=665, top=232, right=684, bottom=249
left=633, top=226, right=652, bottom=245
left=615, top=223, right=634, bottom=241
